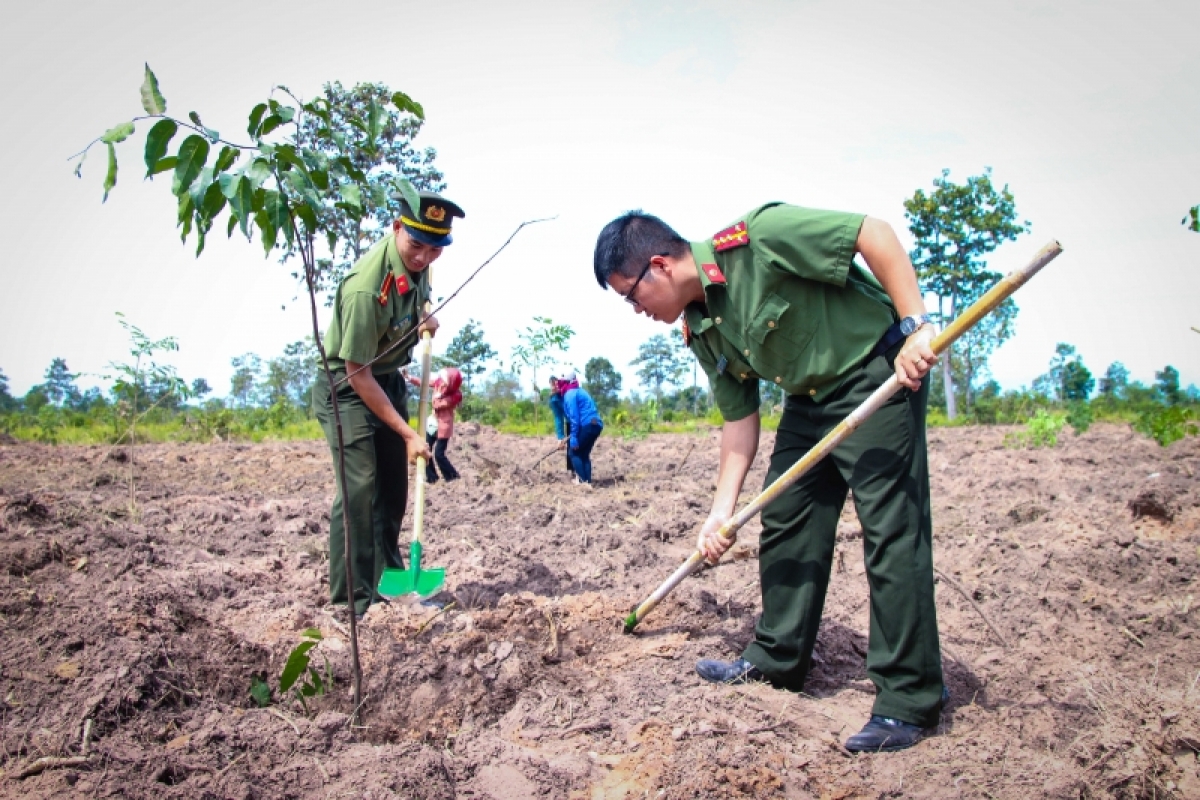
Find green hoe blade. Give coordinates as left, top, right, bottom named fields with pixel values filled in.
left=377, top=541, right=445, bottom=598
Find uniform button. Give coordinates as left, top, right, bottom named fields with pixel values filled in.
left=740, top=372, right=748, bottom=379
left=808, top=388, right=817, bottom=396
left=767, top=321, right=775, bottom=328
left=743, top=349, right=750, bottom=356
left=715, top=317, right=722, bottom=324
left=774, top=377, right=782, bottom=384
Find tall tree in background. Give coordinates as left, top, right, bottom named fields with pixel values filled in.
left=262, top=338, right=318, bottom=407
left=584, top=356, right=622, bottom=414
left=440, top=319, right=496, bottom=389
left=42, top=358, right=83, bottom=408
left=0, top=370, right=15, bottom=412
left=295, top=82, right=445, bottom=297
left=229, top=354, right=264, bottom=408
left=1156, top=365, right=1183, bottom=405
left=1098, top=361, right=1129, bottom=399
left=1034, top=343, right=1094, bottom=401
left=631, top=333, right=686, bottom=416
left=904, top=168, right=1029, bottom=419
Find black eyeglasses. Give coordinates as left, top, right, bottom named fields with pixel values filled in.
left=623, top=260, right=653, bottom=307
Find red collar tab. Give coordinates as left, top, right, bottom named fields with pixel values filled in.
left=701, top=262, right=726, bottom=284
left=681, top=318, right=693, bottom=346
left=712, top=221, right=749, bottom=252
left=379, top=272, right=413, bottom=305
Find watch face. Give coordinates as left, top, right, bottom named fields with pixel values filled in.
left=900, top=317, right=916, bottom=335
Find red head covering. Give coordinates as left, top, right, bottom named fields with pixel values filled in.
left=434, top=367, right=463, bottom=410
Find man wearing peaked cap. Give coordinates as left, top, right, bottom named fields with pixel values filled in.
left=313, top=190, right=465, bottom=620
left=395, top=190, right=466, bottom=247
left=593, top=203, right=943, bottom=752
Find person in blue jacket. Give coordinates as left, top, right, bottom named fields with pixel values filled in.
left=555, top=370, right=604, bottom=484
left=547, top=374, right=575, bottom=476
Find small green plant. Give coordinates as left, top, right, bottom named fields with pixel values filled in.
left=1005, top=409, right=1067, bottom=448
left=1065, top=400, right=1094, bottom=435
left=250, top=628, right=332, bottom=714
left=1134, top=405, right=1198, bottom=447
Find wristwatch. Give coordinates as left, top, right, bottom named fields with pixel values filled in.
left=898, top=313, right=935, bottom=336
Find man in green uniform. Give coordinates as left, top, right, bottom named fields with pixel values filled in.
left=313, top=191, right=465, bottom=620
left=593, top=204, right=943, bottom=752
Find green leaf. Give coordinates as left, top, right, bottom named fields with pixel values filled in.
left=201, top=181, right=226, bottom=218
left=226, top=214, right=238, bottom=238
left=102, top=143, right=117, bottom=202
left=255, top=207, right=277, bottom=254
left=188, top=111, right=203, bottom=127
left=188, top=166, right=215, bottom=209
left=248, top=103, right=268, bottom=138
left=101, top=121, right=135, bottom=144
left=172, top=135, right=210, bottom=196
left=299, top=627, right=323, bottom=641
left=73, top=150, right=87, bottom=179
left=263, top=190, right=291, bottom=249
left=277, top=106, right=295, bottom=123
left=367, top=98, right=382, bottom=148
left=391, top=91, right=424, bottom=120
left=258, top=114, right=284, bottom=138
left=249, top=674, right=271, bottom=707
left=278, top=640, right=317, bottom=693
left=309, top=168, right=329, bottom=192
left=295, top=202, right=318, bottom=233
left=201, top=126, right=220, bottom=143
left=230, top=177, right=256, bottom=238
left=213, top=145, right=239, bottom=174
left=245, top=159, right=272, bottom=189
left=393, top=177, right=420, bottom=219
left=140, top=64, right=168, bottom=115
left=144, top=119, right=177, bottom=174
left=283, top=169, right=322, bottom=211
left=150, top=156, right=178, bottom=176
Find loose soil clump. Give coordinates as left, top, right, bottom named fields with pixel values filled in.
left=1, top=423, right=1198, bottom=798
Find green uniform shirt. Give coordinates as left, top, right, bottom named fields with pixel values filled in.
left=323, top=234, right=431, bottom=375
left=684, top=203, right=897, bottom=420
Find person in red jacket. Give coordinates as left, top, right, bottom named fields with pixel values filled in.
left=407, top=367, right=463, bottom=483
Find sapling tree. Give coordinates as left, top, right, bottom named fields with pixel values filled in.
left=72, top=64, right=433, bottom=721
left=105, top=312, right=191, bottom=512
left=511, top=316, right=574, bottom=426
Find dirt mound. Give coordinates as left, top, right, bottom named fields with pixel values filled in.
left=1, top=425, right=1198, bottom=798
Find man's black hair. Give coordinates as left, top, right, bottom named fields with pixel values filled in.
left=593, top=211, right=689, bottom=290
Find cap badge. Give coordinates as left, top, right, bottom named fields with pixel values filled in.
left=425, top=205, right=446, bottom=222
left=713, top=221, right=749, bottom=252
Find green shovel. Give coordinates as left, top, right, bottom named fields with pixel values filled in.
left=377, top=302, right=445, bottom=598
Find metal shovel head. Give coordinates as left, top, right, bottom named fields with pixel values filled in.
left=377, top=565, right=445, bottom=598
left=377, top=541, right=445, bottom=598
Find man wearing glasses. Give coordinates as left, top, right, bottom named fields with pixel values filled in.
left=592, top=205, right=944, bottom=752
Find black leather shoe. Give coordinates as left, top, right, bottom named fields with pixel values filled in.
left=695, top=657, right=764, bottom=684
left=844, top=715, right=926, bottom=752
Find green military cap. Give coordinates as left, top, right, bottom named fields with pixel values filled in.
left=394, top=190, right=465, bottom=247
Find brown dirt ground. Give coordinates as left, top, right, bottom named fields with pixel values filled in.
left=1, top=422, right=1198, bottom=799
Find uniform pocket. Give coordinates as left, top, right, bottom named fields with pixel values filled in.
left=747, top=291, right=817, bottom=354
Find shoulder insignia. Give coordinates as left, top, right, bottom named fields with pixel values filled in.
left=379, top=272, right=413, bottom=305
left=712, top=221, right=749, bottom=252
left=681, top=318, right=692, bottom=346
left=379, top=274, right=394, bottom=305
left=701, top=263, right=726, bottom=284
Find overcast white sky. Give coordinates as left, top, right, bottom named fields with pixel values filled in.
left=1, top=0, right=1197, bottom=399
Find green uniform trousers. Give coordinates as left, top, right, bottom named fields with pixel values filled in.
left=742, top=345, right=944, bottom=728
left=313, top=370, right=409, bottom=616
